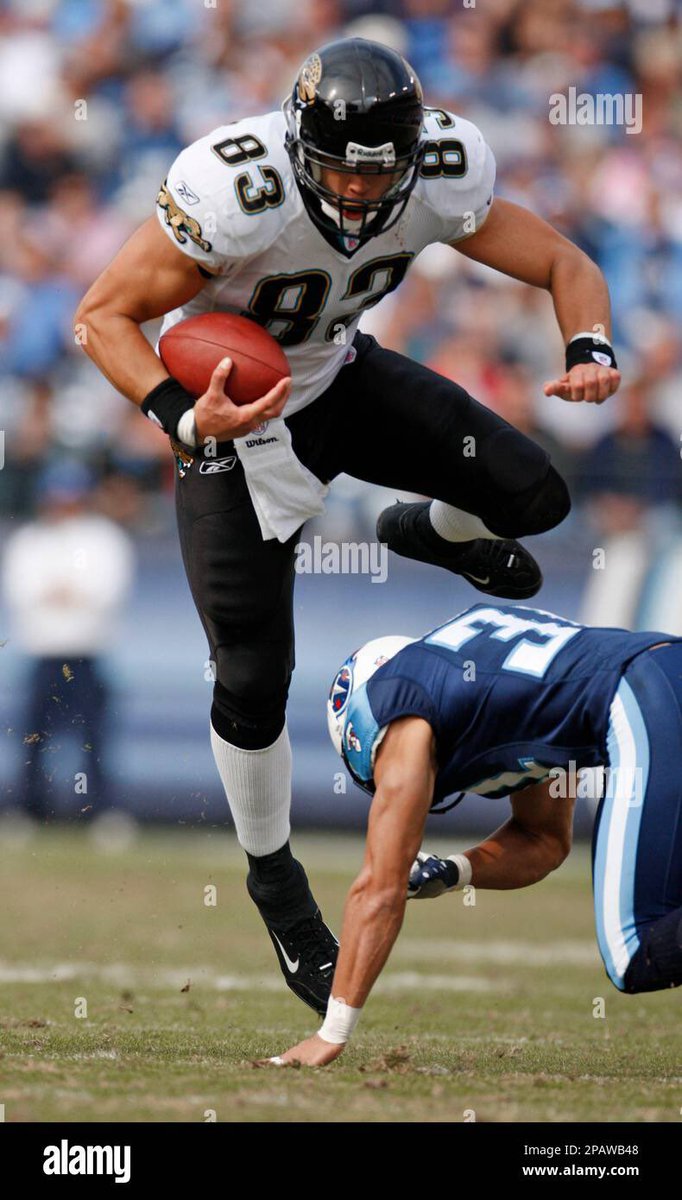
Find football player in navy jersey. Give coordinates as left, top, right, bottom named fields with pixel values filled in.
left=76, top=38, right=620, bottom=1018
left=270, top=605, right=682, bottom=1065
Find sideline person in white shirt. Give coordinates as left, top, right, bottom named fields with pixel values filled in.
left=2, top=461, right=134, bottom=819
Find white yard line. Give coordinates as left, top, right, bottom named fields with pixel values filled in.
left=0, top=938, right=599, bottom=994
left=0, top=960, right=498, bottom=993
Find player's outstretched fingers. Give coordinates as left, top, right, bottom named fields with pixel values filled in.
left=237, top=377, right=292, bottom=433
left=208, top=356, right=234, bottom=397
left=259, top=374, right=292, bottom=417
left=249, top=1056, right=299, bottom=1069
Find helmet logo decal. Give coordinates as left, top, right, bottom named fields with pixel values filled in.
left=330, top=664, right=352, bottom=715
left=345, top=722, right=362, bottom=753
left=298, top=53, right=322, bottom=104
left=345, top=141, right=396, bottom=167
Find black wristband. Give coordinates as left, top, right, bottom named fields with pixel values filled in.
left=141, top=377, right=195, bottom=436
left=565, top=337, right=617, bottom=373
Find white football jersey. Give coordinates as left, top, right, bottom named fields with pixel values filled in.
left=156, top=107, right=495, bottom=416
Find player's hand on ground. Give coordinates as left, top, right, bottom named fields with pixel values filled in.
left=193, top=356, right=291, bottom=442
left=262, top=1033, right=345, bottom=1068
left=407, top=850, right=460, bottom=899
left=543, top=362, right=620, bottom=404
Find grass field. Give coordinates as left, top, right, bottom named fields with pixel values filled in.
left=0, top=825, right=679, bottom=1123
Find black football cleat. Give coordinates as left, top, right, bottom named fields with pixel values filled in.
left=265, top=910, right=339, bottom=1017
left=377, top=501, right=542, bottom=599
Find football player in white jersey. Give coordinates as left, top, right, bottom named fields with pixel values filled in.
left=76, top=38, right=621, bottom=1018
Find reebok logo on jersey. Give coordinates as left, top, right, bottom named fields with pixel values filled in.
left=157, top=181, right=212, bottom=252
left=199, top=456, right=237, bottom=474
left=176, top=180, right=200, bottom=205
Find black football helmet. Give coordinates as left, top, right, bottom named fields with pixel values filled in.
left=283, top=38, right=425, bottom=250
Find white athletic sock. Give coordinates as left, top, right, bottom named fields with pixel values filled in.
left=209, top=721, right=291, bottom=856
left=429, top=501, right=500, bottom=543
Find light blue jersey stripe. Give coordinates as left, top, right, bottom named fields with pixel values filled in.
left=594, top=678, right=650, bottom=988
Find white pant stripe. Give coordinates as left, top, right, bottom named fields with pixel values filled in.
left=594, top=680, right=648, bottom=986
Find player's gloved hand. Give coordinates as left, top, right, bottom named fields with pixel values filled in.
left=407, top=851, right=461, bottom=899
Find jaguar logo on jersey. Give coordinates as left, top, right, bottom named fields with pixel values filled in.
left=330, top=664, right=352, bottom=716
left=157, top=181, right=212, bottom=253
left=169, top=437, right=195, bottom=478
left=298, top=53, right=322, bottom=104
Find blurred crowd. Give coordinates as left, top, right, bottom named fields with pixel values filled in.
left=0, top=0, right=681, bottom=539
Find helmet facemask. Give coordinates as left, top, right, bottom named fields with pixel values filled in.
left=284, top=95, right=425, bottom=245
left=283, top=33, right=425, bottom=249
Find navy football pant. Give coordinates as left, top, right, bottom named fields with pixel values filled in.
left=174, top=331, right=570, bottom=748
left=593, top=643, right=682, bottom=992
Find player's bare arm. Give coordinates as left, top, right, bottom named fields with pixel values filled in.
left=271, top=717, right=436, bottom=1067
left=74, top=216, right=290, bottom=440
left=454, top=197, right=621, bottom=405
left=409, top=778, right=575, bottom=899
left=462, top=777, right=575, bottom=890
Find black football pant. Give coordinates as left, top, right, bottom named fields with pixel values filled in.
left=174, top=332, right=570, bottom=750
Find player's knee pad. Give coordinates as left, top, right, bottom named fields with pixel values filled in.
left=211, top=684, right=286, bottom=750
left=621, top=909, right=682, bottom=994
left=210, top=660, right=290, bottom=750
left=500, top=466, right=571, bottom=537
left=478, top=425, right=571, bottom=537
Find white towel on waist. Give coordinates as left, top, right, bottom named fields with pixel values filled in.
left=234, top=418, right=329, bottom=543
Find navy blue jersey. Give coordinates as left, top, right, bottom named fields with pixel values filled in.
left=342, top=604, right=680, bottom=804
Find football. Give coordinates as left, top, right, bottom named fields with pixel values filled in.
left=159, top=312, right=290, bottom=405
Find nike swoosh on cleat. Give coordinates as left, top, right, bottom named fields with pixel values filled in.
left=271, top=932, right=299, bottom=974
left=463, top=573, right=490, bottom=586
